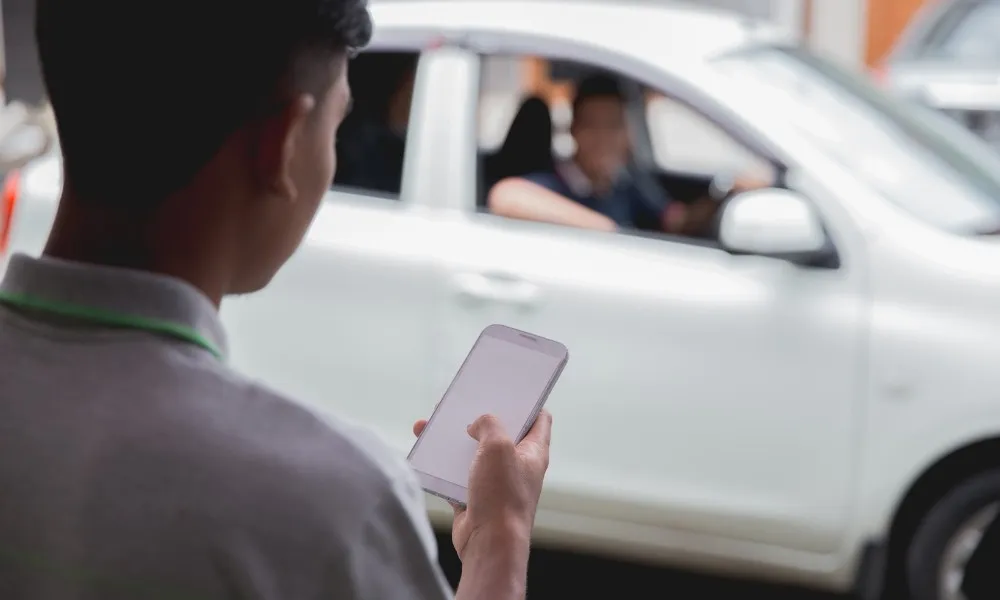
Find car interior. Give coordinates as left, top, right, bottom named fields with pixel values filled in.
left=478, top=95, right=555, bottom=209
left=478, top=61, right=750, bottom=241
left=333, top=51, right=418, bottom=198
left=333, top=51, right=779, bottom=243
left=478, top=79, right=719, bottom=209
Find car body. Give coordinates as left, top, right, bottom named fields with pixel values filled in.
left=7, top=2, right=1000, bottom=599
left=881, top=0, right=1000, bottom=150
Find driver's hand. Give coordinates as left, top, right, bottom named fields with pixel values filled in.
left=412, top=411, right=553, bottom=562
left=663, top=198, right=718, bottom=237
left=662, top=202, right=687, bottom=235
left=686, top=197, right=719, bottom=235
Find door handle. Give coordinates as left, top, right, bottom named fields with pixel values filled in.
left=452, top=272, right=539, bottom=306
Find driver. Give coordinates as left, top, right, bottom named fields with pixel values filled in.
left=488, top=74, right=769, bottom=237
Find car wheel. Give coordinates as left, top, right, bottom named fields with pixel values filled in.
left=906, top=471, right=1000, bottom=600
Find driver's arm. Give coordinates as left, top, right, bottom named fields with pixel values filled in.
left=665, top=172, right=776, bottom=237
left=487, top=177, right=618, bottom=232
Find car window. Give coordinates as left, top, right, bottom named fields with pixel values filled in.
left=920, top=0, right=1000, bottom=62
left=331, top=50, right=419, bottom=200
left=715, top=45, right=1000, bottom=234
left=645, top=92, right=774, bottom=182
left=476, top=54, right=778, bottom=244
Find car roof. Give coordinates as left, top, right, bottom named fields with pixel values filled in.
left=369, top=0, right=788, bottom=66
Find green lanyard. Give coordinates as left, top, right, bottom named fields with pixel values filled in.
left=0, top=291, right=224, bottom=361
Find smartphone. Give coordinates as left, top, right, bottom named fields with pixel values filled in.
left=407, top=324, right=569, bottom=506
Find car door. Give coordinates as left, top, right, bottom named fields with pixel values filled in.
left=429, top=43, right=865, bottom=558
left=220, top=45, right=454, bottom=455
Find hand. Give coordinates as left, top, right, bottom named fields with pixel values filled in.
left=412, top=411, right=553, bottom=562
left=684, top=197, right=719, bottom=236
left=662, top=199, right=717, bottom=237
left=662, top=202, right=687, bottom=235
left=733, top=173, right=773, bottom=192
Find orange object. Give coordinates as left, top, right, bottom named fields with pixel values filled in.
left=0, top=170, right=21, bottom=255
left=523, top=57, right=549, bottom=97
left=866, top=0, right=931, bottom=67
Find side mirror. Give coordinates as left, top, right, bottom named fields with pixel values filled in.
left=719, top=188, right=836, bottom=267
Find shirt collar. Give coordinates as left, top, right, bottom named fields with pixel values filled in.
left=0, top=253, right=228, bottom=359
left=555, top=161, right=594, bottom=198
left=555, top=160, right=629, bottom=199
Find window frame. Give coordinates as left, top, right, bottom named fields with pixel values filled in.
left=642, top=91, right=780, bottom=181
left=464, top=29, right=786, bottom=172
left=327, top=35, right=429, bottom=205
left=465, top=31, right=793, bottom=250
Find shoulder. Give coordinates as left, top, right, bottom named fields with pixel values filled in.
left=175, top=375, right=449, bottom=596
left=238, top=379, right=421, bottom=513
left=172, top=363, right=431, bottom=553
left=242, top=385, right=448, bottom=594
left=520, top=170, right=565, bottom=193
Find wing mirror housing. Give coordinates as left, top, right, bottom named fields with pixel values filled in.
left=719, top=188, right=838, bottom=268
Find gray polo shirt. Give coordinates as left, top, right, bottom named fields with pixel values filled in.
left=0, top=254, right=453, bottom=600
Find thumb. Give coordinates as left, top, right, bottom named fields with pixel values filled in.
left=467, top=414, right=506, bottom=443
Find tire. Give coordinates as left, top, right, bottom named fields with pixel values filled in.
left=905, top=470, right=1000, bottom=600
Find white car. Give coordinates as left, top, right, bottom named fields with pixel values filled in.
left=7, top=2, right=1000, bottom=599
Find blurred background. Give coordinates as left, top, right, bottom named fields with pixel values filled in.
left=0, top=0, right=931, bottom=171
left=0, top=0, right=960, bottom=192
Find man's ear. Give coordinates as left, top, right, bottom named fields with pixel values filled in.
left=253, top=94, right=316, bottom=202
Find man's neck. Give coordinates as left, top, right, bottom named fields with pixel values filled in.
left=563, top=158, right=615, bottom=198
left=43, top=192, right=230, bottom=306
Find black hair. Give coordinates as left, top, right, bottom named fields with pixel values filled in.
left=571, top=73, right=625, bottom=117
left=35, top=0, right=372, bottom=210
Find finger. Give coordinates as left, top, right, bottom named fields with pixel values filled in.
left=412, top=419, right=428, bottom=438
left=520, top=409, right=553, bottom=448
left=450, top=501, right=466, bottom=516
left=467, top=414, right=507, bottom=443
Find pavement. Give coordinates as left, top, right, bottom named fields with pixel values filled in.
left=433, top=532, right=849, bottom=599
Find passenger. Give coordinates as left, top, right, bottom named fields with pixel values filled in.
left=334, top=54, right=416, bottom=195
left=488, top=74, right=769, bottom=238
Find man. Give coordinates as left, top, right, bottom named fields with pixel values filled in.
left=488, top=74, right=765, bottom=237
left=0, top=1, right=550, bottom=599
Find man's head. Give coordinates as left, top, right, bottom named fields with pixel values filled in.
left=570, top=74, right=630, bottom=183
left=36, top=0, right=372, bottom=295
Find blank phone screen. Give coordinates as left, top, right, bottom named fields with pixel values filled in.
left=409, top=334, right=561, bottom=488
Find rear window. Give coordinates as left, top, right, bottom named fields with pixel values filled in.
left=918, top=0, right=1000, bottom=62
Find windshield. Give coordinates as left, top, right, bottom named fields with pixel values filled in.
left=921, top=0, right=1000, bottom=63
left=713, top=45, right=1000, bottom=234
